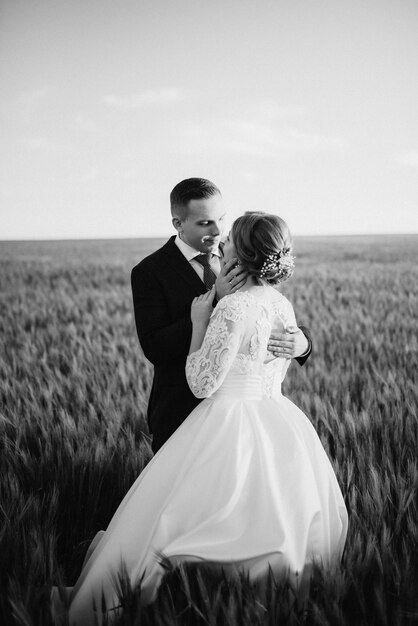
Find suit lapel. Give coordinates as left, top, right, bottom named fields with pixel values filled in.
left=161, top=237, right=206, bottom=294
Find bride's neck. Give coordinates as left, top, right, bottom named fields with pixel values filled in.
left=240, top=275, right=259, bottom=290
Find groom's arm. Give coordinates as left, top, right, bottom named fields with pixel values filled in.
left=131, top=263, right=192, bottom=366
left=295, top=325, right=312, bottom=365
left=267, top=325, right=312, bottom=365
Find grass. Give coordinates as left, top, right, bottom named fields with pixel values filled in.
left=0, top=234, right=417, bottom=625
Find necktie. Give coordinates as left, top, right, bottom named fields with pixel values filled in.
left=194, top=254, right=217, bottom=290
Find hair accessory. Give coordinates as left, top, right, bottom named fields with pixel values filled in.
left=259, top=249, right=295, bottom=281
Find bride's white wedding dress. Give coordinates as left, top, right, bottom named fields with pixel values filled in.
left=66, top=286, right=348, bottom=625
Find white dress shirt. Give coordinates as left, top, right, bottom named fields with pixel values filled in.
left=174, top=235, right=221, bottom=282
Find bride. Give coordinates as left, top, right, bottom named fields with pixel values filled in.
left=63, top=211, right=348, bottom=625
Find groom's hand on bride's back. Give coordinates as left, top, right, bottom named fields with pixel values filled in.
left=216, top=259, right=248, bottom=300
left=267, top=326, right=309, bottom=360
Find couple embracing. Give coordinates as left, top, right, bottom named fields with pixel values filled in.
left=64, top=178, right=348, bottom=624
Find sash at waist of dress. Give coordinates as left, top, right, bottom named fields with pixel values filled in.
left=212, top=374, right=268, bottom=400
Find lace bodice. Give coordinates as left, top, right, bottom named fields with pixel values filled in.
left=186, top=287, right=297, bottom=399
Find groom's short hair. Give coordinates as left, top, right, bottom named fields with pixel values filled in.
left=170, top=178, right=221, bottom=220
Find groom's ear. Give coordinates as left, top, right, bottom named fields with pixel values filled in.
left=172, top=216, right=183, bottom=233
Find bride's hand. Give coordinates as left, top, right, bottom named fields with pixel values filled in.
left=191, top=286, right=216, bottom=326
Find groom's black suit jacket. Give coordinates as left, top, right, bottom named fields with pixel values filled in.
left=131, top=236, right=312, bottom=453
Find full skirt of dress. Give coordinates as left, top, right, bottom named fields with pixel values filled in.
left=67, top=379, right=348, bottom=625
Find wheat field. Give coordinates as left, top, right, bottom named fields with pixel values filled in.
left=1, top=235, right=417, bottom=625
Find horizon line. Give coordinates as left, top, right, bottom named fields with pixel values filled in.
left=1, top=232, right=417, bottom=244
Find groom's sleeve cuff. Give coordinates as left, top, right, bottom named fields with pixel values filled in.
left=295, top=325, right=312, bottom=366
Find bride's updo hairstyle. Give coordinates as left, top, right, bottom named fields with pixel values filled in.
left=231, top=211, right=295, bottom=285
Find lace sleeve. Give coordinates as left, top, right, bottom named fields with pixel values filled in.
left=186, top=295, right=246, bottom=398
left=272, top=295, right=298, bottom=383
left=273, top=293, right=297, bottom=330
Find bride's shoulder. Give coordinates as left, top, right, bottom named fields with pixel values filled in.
left=214, top=291, right=254, bottom=319
left=271, top=289, right=292, bottom=305
left=268, top=288, right=294, bottom=313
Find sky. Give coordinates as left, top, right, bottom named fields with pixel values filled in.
left=1, top=0, right=417, bottom=239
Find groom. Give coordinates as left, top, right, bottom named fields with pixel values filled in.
left=131, top=178, right=311, bottom=453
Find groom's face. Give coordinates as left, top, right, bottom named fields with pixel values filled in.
left=175, top=194, right=226, bottom=254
